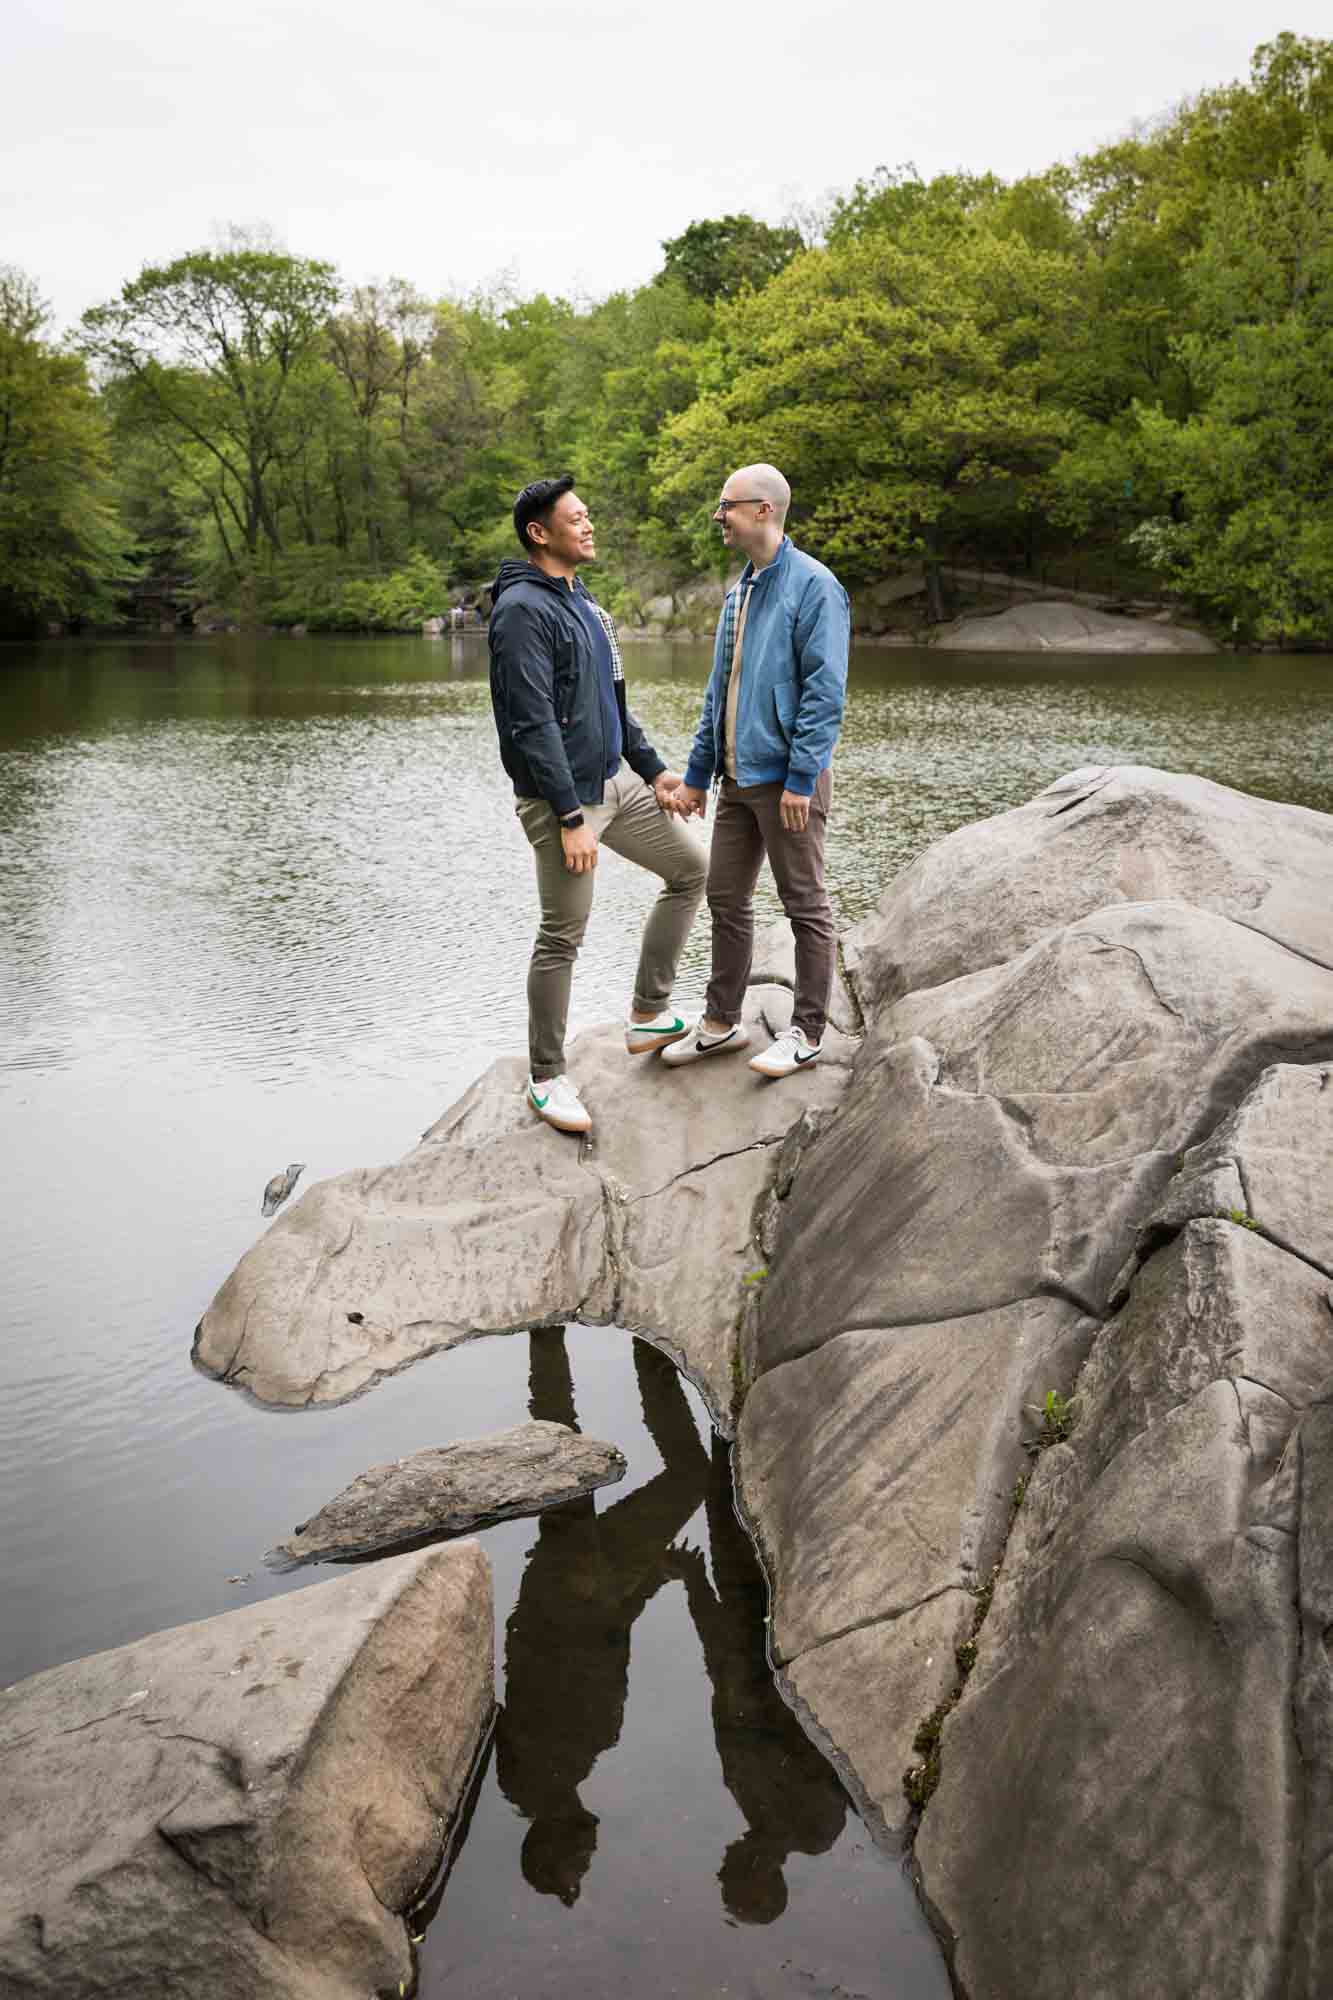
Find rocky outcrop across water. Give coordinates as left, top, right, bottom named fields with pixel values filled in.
left=194, top=986, right=856, bottom=1428
left=266, top=1420, right=627, bottom=1568
left=931, top=600, right=1216, bottom=652
left=0, top=1545, right=493, bottom=2000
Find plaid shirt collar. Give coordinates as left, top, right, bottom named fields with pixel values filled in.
left=719, top=534, right=789, bottom=665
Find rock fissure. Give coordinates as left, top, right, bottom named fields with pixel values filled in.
left=776, top=1585, right=966, bottom=1671
left=629, top=1135, right=783, bottom=1204
left=1082, top=932, right=1189, bottom=1023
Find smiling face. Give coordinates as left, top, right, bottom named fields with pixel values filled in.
left=712, top=472, right=771, bottom=557
left=530, top=489, right=596, bottom=568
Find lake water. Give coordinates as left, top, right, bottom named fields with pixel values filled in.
left=3, top=632, right=1331, bottom=1997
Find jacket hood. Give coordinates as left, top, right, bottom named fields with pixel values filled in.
left=491, top=558, right=584, bottom=603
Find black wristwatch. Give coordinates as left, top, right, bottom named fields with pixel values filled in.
left=560, top=811, right=585, bottom=830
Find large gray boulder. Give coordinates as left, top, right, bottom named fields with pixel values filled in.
left=844, top=765, right=1333, bottom=1013
left=195, top=989, right=854, bottom=1428
left=737, top=773, right=1333, bottom=1853
left=916, top=1062, right=1333, bottom=1999
left=266, top=1420, right=626, bottom=1568
left=0, top=1544, right=493, bottom=2000
left=932, top=600, right=1215, bottom=652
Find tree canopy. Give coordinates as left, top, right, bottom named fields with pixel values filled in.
left=5, top=32, right=1329, bottom=644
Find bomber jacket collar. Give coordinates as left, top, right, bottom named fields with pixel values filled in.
left=734, top=534, right=791, bottom=595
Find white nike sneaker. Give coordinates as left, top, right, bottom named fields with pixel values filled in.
left=527, top=1073, right=592, bottom=1134
left=748, top=1026, right=822, bottom=1077
left=660, top=1021, right=752, bottom=1067
left=625, top=1009, right=689, bottom=1055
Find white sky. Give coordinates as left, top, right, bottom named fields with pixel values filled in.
left=6, top=0, right=1318, bottom=335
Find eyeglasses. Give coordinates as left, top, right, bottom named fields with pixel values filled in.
left=715, top=497, right=768, bottom=515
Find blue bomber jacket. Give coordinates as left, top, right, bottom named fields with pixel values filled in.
left=683, top=537, right=850, bottom=798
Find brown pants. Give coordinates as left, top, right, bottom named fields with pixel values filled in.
left=704, top=771, right=835, bottom=1042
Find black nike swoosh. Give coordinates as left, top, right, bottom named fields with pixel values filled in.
left=794, top=1048, right=819, bottom=1063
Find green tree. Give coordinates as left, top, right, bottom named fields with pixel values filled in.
left=654, top=220, right=1082, bottom=596
left=83, top=240, right=341, bottom=578
left=0, top=267, right=127, bottom=632
left=1125, top=142, right=1333, bottom=642
left=658, top=213, right=803, bottom=302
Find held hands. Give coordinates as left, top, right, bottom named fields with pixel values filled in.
left=654, top=771, right=707, bottom=822
left=779, top=789, right=810, bottom=833
left=672, top=783, right=708, bottom=822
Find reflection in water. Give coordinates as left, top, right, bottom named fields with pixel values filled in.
left=497, top=1331, right=709, bottom=1906
left=496, top=1328, right=847, bottom=1927
left=683, top=1435, right=846, bottom=1924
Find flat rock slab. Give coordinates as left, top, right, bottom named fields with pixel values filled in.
left=266, top=1420, right=626, bottom=1568
left=739, top=1298, right=1091, bottom=1666
left=0, top=1545, right=493, bottom=2000
left=932, top=601, right=1216, bottom=653
left=195, top=992, right=852, bottom=1426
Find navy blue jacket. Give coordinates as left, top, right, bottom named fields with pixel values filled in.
left=488, top=560, right=666, bottom=819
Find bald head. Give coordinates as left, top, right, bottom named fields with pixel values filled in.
left=715, top=461, right=791, bottom=563
left=730, top=463, right=790, bottom=523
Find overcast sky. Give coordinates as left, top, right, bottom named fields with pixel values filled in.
left=7, top=1, right=1318, bottom=335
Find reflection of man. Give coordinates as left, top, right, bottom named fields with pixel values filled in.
left=675, top=1436, right=846, bottom=1923
left=494, top=1330, right=709, bottom=1905
left=488, top=476, right=705, bottom=1138
left=664, top=464, right=849, bottom=1080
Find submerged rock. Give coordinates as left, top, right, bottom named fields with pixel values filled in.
left=261, top=1160, right=304, bottom=1216
left=932, top=600, right=1215, bottom=652
left=266, top=1420, right=627, bottom=1568
left=0, top=1544, right=493, bottom=2000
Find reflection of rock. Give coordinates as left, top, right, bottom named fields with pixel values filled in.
left=495, top=1330, right=708, bottom=1906
left=0, top=1545, right=493, bottom=2000
left=677, top=1435, right=846, bottom=1925
left=266, top=1420, right=626, bottom=1568
left=194, top=989, right=854, bottom=1426
left=932, top=601, right=1215, bottom=652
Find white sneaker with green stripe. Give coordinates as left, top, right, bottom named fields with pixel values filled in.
left=527, top=1073, right=592, bottom=1134
left=625, top=1008, right=689, bottom=1055
left=659, top=1020, right=752, bottom=1067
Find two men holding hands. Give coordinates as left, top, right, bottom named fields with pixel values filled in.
left=488, top=463, right=849, bottom=1136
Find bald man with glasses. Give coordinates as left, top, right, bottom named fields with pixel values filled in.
left=664, top=464, right=850, bottom=1079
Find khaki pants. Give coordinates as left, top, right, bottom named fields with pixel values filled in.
left=704, top=771, right=835, bottom=1043
left=517, top=767, right=706, bottom=1080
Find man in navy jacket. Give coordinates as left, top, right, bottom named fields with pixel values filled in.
left=489, top=476, right=704, bottom=1135
left=665, top=464, right=850, bottom=1079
